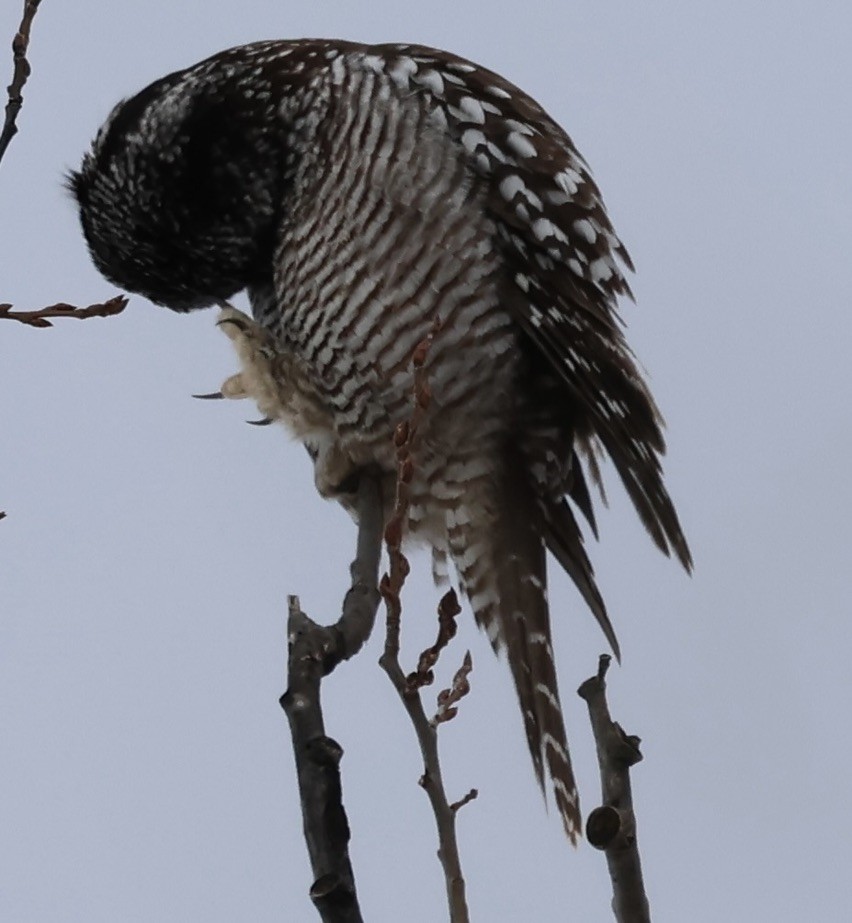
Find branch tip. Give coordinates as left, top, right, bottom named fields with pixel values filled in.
left=579, top=656, right=650, bottom=922
left=0, top=296, right=128, bottom=328
left=0, top=0, right=43, bottom=167
left=450, top=789, right=478, bottom=814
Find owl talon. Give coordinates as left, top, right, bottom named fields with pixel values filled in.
left=192, top=391, right=224, bottom=400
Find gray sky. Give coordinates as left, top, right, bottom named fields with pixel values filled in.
left=2, top=2, right=850, bottom=920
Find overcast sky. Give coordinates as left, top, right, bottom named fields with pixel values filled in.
left=2, top=2, right=850, bottom=921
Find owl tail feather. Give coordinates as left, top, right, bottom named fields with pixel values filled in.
left=452, top=465, right=582, bottom=843
left=542, top=496, right=620, bottom=662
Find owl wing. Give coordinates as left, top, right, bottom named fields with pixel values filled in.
left=369, top=43, right=692, bottom=572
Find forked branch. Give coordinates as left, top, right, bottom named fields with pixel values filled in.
left=280, top=474, right=384, bottom=923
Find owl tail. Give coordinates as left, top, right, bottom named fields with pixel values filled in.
left=450, top=464, right=582, bottom=843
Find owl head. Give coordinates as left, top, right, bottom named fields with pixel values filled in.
left=68, top=54, right=287, bottom=311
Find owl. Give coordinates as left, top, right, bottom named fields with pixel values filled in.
left=69, top=39, right=691, bottom=842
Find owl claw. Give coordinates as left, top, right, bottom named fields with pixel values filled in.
left=192, top=391, right=224, bottom=399
left=247, top=417, right=273, bottom=426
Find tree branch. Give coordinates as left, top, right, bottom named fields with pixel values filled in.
left=279, top=473, right=383, bottom=923
left=578, top=655, right=650, bottom=923
left=0, top=0, right=42, bottom=168
left=378, top=324, right=474, bottom=923
left=380, top=589, right=474, bottom=923
left=0, top=296, right=128, bottom=328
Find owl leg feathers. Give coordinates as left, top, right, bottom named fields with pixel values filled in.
left=209, top=305, right=366, bottom=498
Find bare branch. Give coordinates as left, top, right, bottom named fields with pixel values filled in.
left=0, top=0, right=42, bottom=167
left=578, top=655, right=650, bottom=923
left=379, top=598, right=473, bottom=923
left=0, top=292, right=126, bottom=520
left=379, top=323, right=473, bottom=923
left=280, top=473, right=384, bottom=923
left=0, top=296, right=128, bottom=328
left=193, top=305, right=382, bottom=920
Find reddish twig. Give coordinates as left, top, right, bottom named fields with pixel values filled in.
left=378, top=321, right=475, bottom=923
left=0, top=0, right=42, bottom=167
left=1, top=293, right=126, bottom=522
left=433, top=649, right=473, bottom=727
left=407, top=588, right=462, bottom=692
left=578, top=655, right=650, bottom=923
left=0, top=296, right=128, bottom=328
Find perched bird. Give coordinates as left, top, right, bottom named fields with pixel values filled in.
left=69, top=39, right=691, bottom=842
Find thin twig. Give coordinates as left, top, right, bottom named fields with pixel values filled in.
left=407, top=587, right=462, bottom=693
left=380, top=613, right=473, bottom=923
left=378, top=323, right=474, bottom=923
left=0, top=0, right=42, bottom=167
left=0, top=296, right=128, bottom=328
left=433, top=649, right=473, bottom=727
left=578, top=655, right=650, bottom=923
left=280, top=474, right=383, bottom=923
